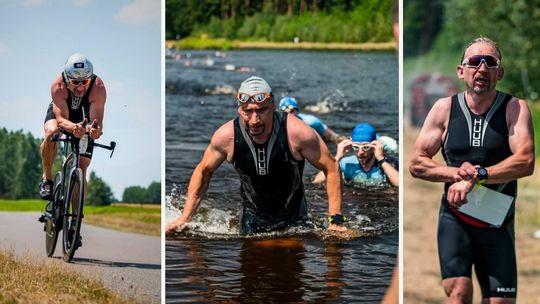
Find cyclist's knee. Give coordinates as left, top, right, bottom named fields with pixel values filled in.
left=80, top=158, right=91, bottom=173
left=43, top=120, right=59, bottom=140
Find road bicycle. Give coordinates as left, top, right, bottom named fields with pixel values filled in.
left=43, top=129, right=116, bottom=262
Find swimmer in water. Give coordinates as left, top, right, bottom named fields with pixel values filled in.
left=279, top=96, right=346, bottom=145
left=166, top=76, right=349, bottom=235
left=312, top=123, right=399, bottom=187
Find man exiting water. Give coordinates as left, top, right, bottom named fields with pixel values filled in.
left=166, top=76, right=347, bottom=234
left=410, top=37, right=534, bottom=303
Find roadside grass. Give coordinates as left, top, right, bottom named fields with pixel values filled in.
left=0, top=250, right=133, bottom=304
left=0, top=200, right=160, bottom=236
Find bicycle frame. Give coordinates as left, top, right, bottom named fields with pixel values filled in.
left=45, top=129, right=116, bottom=261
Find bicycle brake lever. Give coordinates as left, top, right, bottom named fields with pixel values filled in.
left=109, top=141, right=116, bottom=158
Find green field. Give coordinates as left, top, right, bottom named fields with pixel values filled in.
left=0, top=200, right=161, bottom=236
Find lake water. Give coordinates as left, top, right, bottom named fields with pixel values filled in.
left=166, top=49, right=398, bottom=303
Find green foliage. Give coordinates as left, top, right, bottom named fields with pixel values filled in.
left=407, top=0, right=540, bottom=101
left=432, top=0, right=540, bottom=101
left=86, top=171, right=115, bottom=206
left=167, top=0, right=394, bottom=43
left=530, top=103, right=540, bottom=156
left=403, top=0, right=445, bottom=57
left=0, top=128, right=42, bottom=199
left=122, top=181, right=161, bottom=204
left=177, top=36, right=237, bottom=49
left=0, top=199, right=160, bottom=214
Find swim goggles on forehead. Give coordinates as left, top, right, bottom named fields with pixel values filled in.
left=352, top=143, right=373, bottom=152
left=236, top=92, right=273, bottom=105
left=68, top=78, right=92, bottom=86
left=461, top=55, right=501, bottom=69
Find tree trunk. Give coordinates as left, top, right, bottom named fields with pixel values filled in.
left=231, top=0, right=237, bottom=20
left=299, top=0, right=306, bottom=14
left=243, top=0, right=250, bottom=15
left=311, top=0, right=317, bottom=15
left=286, top=0, right=292, bottom=16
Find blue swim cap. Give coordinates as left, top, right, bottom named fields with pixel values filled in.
left=279, top=97, right=299, bottom=112
left=351, top=123, right=376, bottom=143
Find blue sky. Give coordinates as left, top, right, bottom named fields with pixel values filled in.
left=0, top=0, right=161, bottom=198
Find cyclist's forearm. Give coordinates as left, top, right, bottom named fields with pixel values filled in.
left=57, top=118, right=78, bottom=133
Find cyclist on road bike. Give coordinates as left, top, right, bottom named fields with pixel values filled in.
left=39, top=53, right=106, bottom=245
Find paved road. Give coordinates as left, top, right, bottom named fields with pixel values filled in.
left=0, top=212, right=161, bottom=303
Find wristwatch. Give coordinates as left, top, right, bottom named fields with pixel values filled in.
left=476, top=166, right=488, bottom=182
left=377, top=157, right=388, bottom=166
left=328, top=214, right=347, bottom=225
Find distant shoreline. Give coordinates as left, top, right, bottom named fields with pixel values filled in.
left=166, top=39, right=395, bottom=51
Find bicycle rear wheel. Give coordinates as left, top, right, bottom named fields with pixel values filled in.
left=62, top=168, right=84, bottom=262
left=45, top=171, right=63, bottom=257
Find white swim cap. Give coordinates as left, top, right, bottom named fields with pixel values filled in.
left=238, top=76, right=272, bottom=95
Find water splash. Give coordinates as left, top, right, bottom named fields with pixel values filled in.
left=304, top=89, right=349, bottom=114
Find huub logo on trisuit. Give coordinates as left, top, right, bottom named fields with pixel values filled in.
left=256, top=148, right=267, bottom=175
left=472, top=118, right=483, bottom=147
left=71, top=96, right=82, bottom=110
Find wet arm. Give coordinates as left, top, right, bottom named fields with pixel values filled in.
left=176, top=142, right=226, bottom=224
left=300, top=131, right=342, bottom=217
left=381, top=162, right=399, bottom=187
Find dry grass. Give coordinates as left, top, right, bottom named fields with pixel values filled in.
left=0, top=251, right=132, bottom=304
left=404, top=122, right=540, bottom=303
left=85, top=213, right=160, bottom=236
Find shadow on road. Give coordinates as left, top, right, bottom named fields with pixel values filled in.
left=51, top=256, right=160, bottom=270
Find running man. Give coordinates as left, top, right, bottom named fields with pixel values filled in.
left=279, top=96, right=345, bottom=144
left=166, top=76, right=347, bottom=234
left=39, top=54, right=106, bottom=241
left=313, top=123, right=399, bottom=187
left=409, top=37, right=534, bottom=303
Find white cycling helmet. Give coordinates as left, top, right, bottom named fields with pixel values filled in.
left=64, top=53, right=93, bottom=80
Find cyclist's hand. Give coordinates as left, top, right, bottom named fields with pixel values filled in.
left=166, top=218, right=187, bottom=236
left=88, top=119, right=102, bottom=140
left=72, top=123, right=86, bottom=138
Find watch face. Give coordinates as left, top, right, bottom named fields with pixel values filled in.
left=477, top=167, right=488, bottom=179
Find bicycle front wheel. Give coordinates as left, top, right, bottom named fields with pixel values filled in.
left=45, top=171, right=63, bottom=257
left=62, top=168, right=84, bottom=262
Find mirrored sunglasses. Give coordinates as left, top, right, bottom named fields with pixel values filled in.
left=69, top=78, right=91, bottom=86
left=237, top=92, right=273, bottom=105
left=461, top=55, right=501, bottom=69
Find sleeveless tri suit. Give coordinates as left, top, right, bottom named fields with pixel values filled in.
left=44, top=73, right=97, bottom=158
left=232, top=112, right=309, bottom=233
left=438, top=91, right=517, bottom=298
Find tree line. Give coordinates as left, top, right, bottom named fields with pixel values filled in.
left=167, top=0, right=394, bottom=43
left=404, top=0, right=540, bottom=102
left=0, top=128, right=160, bottom=204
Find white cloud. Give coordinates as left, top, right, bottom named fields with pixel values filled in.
left=113, top=0, right=159, bottom=26
left=72, top=0, right=93, bottom=6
